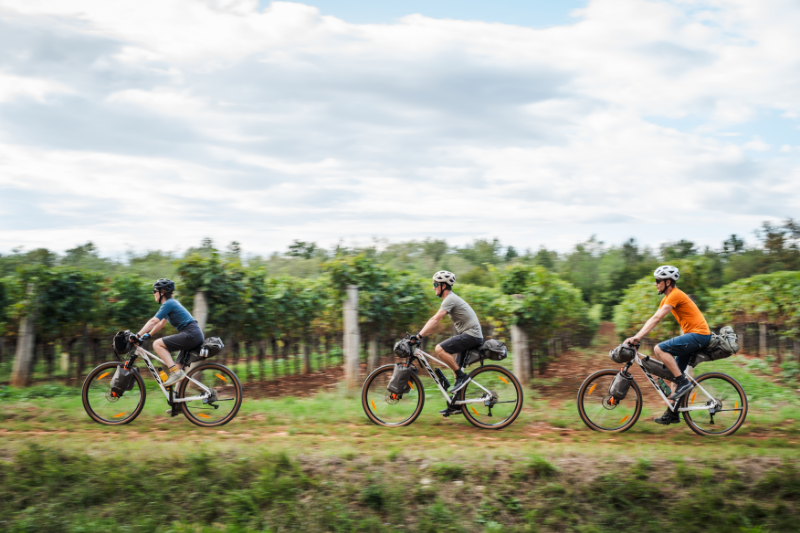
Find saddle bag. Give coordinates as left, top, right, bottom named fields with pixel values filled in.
left=608, top=371, right=633, bottom=400
left=109, top=365, right=138, bottom=397
left=387, top=362, right=418, bottom=395
left=461, top=339, right=508, bottom=367
left=186, top=337, right=225, bottom=364
left=692, top=326, right=740, bottom=366
left=609, top=344, right=636, bottom=364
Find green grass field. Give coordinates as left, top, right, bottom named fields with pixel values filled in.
left=1, top=354, right=799, bottom=532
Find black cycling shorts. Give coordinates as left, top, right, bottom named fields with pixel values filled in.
left=439, top=333, right=483, bottom=356
left=162, top=321, right=204, bottom=364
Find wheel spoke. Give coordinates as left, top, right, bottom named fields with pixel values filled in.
left=363, top=366, right=422, bottom=426
left=180, top=365, right=242, bottom=427
left=578, top=371, right=640, bottom=432
left=460, top=367, right=522, bottom=429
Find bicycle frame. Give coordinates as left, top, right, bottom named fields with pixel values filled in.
left=631, top=349, right=720, bottom=413
left=411, top=347, right=495, bottom=406
left=125, top=346, right=213, bottom=404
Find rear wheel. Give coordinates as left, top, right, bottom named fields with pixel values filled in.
left=362, top=363, right=425, bottom=427
left=681, top=372, right=747, bottom=436
left=177, top=362, right=243, bottom=427
left=458, top=365, right=523, bottom=430
left=577, top=369, right=642, bottom=433
left=82, top=362, right=146, bottom=425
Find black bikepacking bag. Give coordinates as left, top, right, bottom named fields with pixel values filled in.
left=387, top=362, right=418, bottom=395
left=609, top=344, right=636, bottom=364
left=462, top=339, right=508, bottom=367
left=608, top=371, right=633, bottom=400
left=186, top=337, right=225, bottom=364
left=640, top=356, right=675, bottom=380
left=109, top=365, right=138, bottom=397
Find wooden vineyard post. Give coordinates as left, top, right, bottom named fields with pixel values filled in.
left=343, top=285, right=360, bottom=389
left=193, top=291, right=209, bottom=332
left=367, top=334, right=379, bottom=374
left=511, top=324, right=531, bottom=385
left=10, top=284, right=36, bottom=387
left=759, top=322, right=767, bottom=357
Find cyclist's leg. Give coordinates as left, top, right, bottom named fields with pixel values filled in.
left=657, top=333, right=710, bottom=401
left=153, top=338, right=176, bottom=368
left=437, top=334, right=482, bottom=378
left=161, top=323, right=204, bottom=371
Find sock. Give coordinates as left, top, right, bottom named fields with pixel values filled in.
left=455, top=369, right=466, bottom=379
left=169, top=365, right=180, bottom=374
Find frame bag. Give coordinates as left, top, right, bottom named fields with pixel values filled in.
left=641, top=356, right=675, bottom=380
left=387, top=362, right=418, bottom=394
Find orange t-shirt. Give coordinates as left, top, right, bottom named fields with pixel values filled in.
left=659, top=288, right=710, bottom=335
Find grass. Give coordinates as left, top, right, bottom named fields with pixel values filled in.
left=1, top=350, right=799, bottom=531
left=1, top=445, right=800, bottom=532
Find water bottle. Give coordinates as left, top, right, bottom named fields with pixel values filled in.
left=657, top=378, right=672, bottom=397
left=158, top=367, right=169, bottom=383
left=434, top=368, right=451, bottom=390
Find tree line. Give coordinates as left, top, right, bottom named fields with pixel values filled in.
left=0, top=245, right=598, bottom=386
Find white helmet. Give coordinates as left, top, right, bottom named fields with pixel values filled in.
left=654, top=265, right=680, bottom=281
left=432, top=270, right=456, bottom=286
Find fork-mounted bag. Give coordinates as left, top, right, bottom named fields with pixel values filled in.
left=387, top=363, right=418, bottom=394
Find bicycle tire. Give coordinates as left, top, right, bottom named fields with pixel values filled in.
left=178, top=362, right=243, bottom=427
left=82, top=361, right=146, bottom=426
left=362, top=364, right=425, bottom=427
left=577, top=369, right=642, bottom=433
left=458, top=365, right=523, bottom=430
left=681, top=372, right=747, bottom=437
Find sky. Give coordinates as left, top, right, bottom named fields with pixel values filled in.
left=0, top=0, right=799, bottom=258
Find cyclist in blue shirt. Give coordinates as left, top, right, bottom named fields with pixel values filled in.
left=134, top=278, right=204, bottom=387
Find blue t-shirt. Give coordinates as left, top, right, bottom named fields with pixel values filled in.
left=155, top=299, right=195, bottom=332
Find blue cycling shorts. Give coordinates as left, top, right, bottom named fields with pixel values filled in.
left=657, top=333, right=711, bottom=372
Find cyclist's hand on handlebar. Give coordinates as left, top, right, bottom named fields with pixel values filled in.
left=409, top=334, right=422, bottom=345
left=623, top=337, right=641, bottom=349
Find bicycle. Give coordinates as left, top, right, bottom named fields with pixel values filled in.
left=361, top=336, right=523, bottom=429
left=576, top=342, right=748, bottom=436
left=82, top=332, right=243, bottom=427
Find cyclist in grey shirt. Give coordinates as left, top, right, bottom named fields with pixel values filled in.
left=411, top=271, right=483, bottom=414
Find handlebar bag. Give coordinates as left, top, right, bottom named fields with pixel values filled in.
left=387, top=362, right=418, bottom=394
left=609, top=344, right=636, bottom=364
left=393, top=339, right=413, bottom=358
left=111, top=330, right=132, bottom=357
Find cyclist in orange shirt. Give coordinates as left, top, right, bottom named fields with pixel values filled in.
left=623, top=265, right=711, bottom=425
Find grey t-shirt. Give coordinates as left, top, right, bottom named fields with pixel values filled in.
left=440, top=292, right=483, bottom=339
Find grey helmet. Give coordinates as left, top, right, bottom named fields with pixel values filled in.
left=432, top=270, right=456, bottom=286
left=654, top=265, right=680, bottom=281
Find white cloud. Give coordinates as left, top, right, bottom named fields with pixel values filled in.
left=1, top=0, right=800, bottom=254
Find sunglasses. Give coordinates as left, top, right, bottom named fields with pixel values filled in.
left=433, top=282, right=440, bottom=288
left=153, top=289, right=160, bottom=293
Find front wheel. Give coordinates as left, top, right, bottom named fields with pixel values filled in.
left=681, top=372, right=747, bottom=436
left=177, top=362, right=243, bottom=427
left=577, top=369, right=642, bottom=433
left=362, top=364, right=425, bottom=427
left=82, top=362, right=146, bottom=425
left=458, top=365, right=523, bottom=430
